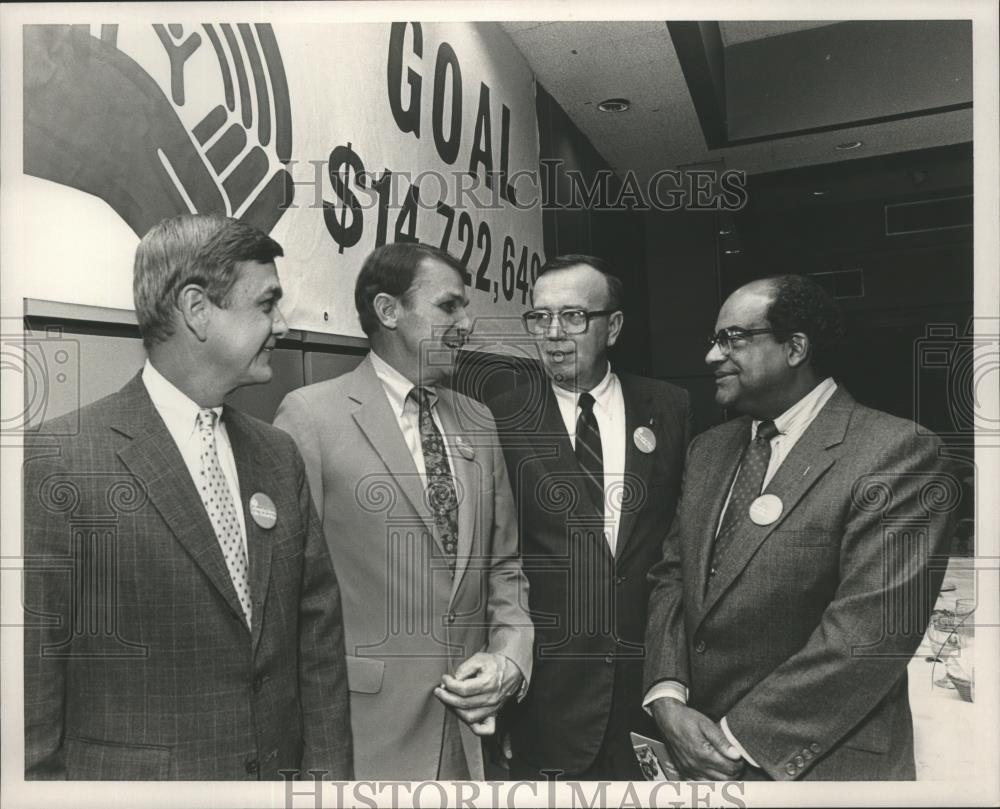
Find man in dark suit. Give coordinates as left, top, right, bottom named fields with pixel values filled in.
left=273, top=243, right=533, bottom=781
left=23, top=214, right=353, bottom=780
left=643, top=275, right=957, bottom=781
left=489, top=255, right=691, bottom=780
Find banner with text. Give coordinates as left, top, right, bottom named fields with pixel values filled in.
left=21, top=20, right=545, bottom=338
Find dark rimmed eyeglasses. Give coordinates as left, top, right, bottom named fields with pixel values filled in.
left=708, top=327, right=782, bottom=355
left=523, top=309, right=616, bottom=335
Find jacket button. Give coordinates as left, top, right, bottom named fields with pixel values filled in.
left=794, top=755, right=804, bottom=767
left=446, top=612, right=456, bottom=624
left=709, top=566, right=717, bottom=577
left=252, top=674, right=264, bottom=693
left=803, top=748, right=813, bottom=760
left=245, top=758, right=259, bottom=775
left=785, top=763, right=797, bottom=776
left=613, top=575, right=624, bottom=585
left=694, top=640, right=706, bottom=654
left=810, top=743, right=821, bottom=753
left=604, top=654, right=614, bottom=664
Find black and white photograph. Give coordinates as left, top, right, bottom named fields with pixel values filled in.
left=1, top=1, right=997, bottom=807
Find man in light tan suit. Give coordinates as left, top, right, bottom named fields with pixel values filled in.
left=274, top=242, right=532, bottom=780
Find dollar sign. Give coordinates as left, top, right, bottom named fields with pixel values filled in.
left=323, top=142, right=365, bottom=254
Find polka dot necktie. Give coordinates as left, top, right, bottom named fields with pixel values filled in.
left=196, top=409, right=252, bottom=627
left=711, top=420, right=780, bottom=569
left=409, top=387, right=458, bottom=575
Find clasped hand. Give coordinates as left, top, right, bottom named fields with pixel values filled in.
left=433, top=652, right=521, bottom=736
left=651, top=698, right=745, bottom=780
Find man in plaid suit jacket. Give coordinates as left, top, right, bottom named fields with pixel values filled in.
left=23, top=215, right=353, bottom=780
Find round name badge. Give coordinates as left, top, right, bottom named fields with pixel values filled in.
left=748, top=494, right=783, bottom=526
left=455, top=436, right=475, bottom=460
left=633, top=426, right=657, bottom=454
left=249, top=493, right=277, bottom=529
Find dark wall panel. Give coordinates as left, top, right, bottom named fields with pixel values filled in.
left=535, top=83, right=651, bottom=375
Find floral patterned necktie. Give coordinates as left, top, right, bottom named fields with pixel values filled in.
left=409, top=386, right=458, bottom=574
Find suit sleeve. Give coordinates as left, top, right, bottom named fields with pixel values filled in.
left=725, top=429, right=956, bottom=779
left=23, top=441, right=69, bottom=779
left=483, top=419, right=534, bottom=685
left=274, top=390, right=324, bottom=512
left=292, top=443, right=354, bottom=779
left=643, top=435, right=699, bottom=696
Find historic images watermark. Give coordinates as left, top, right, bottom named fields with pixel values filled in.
left=280, top=772, right=748, bottom=809
left=284, top=159, right=749, bottom=216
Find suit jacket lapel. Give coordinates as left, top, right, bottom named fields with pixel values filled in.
left=349, top=357, right=440, bottom=543
left=111, top=375, right=250, bottom=632
left=697, top=390, right=854, bottom=625
left=692, top=421, right=748, bottom=614
left=224, top=408, right=273, bottom=650
left=615, top=376, right=655, bottom=560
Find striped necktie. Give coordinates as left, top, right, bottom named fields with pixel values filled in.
left=575, top=391, right=604, bottom=515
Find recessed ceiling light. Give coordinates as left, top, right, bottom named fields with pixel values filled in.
left=812, top=189, right=830, bottom=196
left=723, top=248, right=742, bottom=255
left=597, top=98, right=630, bottom=113
left=835, top=140, right=863, bottom=151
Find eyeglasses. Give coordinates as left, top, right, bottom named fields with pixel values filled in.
left=523, top=309, right=616, bottom=335
left=708, top=327, right=782, bottom=355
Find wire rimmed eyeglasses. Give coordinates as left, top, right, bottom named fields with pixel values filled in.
left=708, top=327, right=782, bottom=355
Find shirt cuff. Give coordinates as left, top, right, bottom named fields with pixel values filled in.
left=641, top=680, right=689, bottom=715
left=503, top=656, right=529, bottom=702
left=721, top=716, right=760, bottom=767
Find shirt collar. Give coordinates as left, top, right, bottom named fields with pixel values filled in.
left=754, top=377, right=838, bottom=439
left=551, top=363, right=616, bottom=412
left=369, top=349, right=436, bottom=417
left=141, top=359, right=222, bottom=438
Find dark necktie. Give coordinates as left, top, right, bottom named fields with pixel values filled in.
left=575, top=391, right=604, bottom=515
left=712, top=420, right=779, bottom=567
left=409, top=386, right=458, bottom=574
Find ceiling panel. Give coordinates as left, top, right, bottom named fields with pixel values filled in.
left=719, top=21, right=842, bottom=46
left=499, top=20, right=973, bottom=181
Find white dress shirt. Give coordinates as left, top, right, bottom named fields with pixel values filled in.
left=369, top=350, right=454, bottom=486
left=141, top=360, right=248, bottom=554
left=550, top=364, right=626, bottom=554
left=644, top=377, right=838, bottom=764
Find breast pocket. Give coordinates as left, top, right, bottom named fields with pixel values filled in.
left=65, top=736, right=172, bottom=780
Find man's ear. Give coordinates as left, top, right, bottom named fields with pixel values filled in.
left=373, top=292, right=400, bottom=330
left=177, top=284, right=211, bottom=342
left=607, top=310, right=624, bottom=347
left=786, top=332, right=811, bottom=368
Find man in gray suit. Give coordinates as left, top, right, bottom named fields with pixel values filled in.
left=23, top=214, right=352, bottom=780
left=274, top=242, right=533, bottom=780
left=644, top=275, right=957, bottom=780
